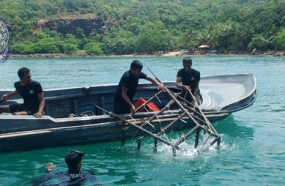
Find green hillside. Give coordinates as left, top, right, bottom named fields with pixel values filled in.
left=1, top=0, right=285, bottom=55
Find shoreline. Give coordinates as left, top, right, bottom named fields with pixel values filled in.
left=8, top=50, right=285, bottom=58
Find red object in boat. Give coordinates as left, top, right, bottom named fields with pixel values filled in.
left=135, top=98, right=160, bottom=112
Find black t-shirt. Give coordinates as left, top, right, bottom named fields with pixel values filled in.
left=14, top=80, right=43, bottom=111
left=114, top=70, right=147, bottom=114
left=176, top=68, right=200, bottom=94
left=32, top=171, right=97, bottom=186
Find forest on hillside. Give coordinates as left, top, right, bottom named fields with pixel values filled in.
left=1, top=0, right=285, bottom=55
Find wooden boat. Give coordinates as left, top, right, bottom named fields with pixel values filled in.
left=0, top=74, right=256, bottom=153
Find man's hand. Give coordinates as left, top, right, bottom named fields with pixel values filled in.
left=182, top=85, right=191, bottom=91
left=158, top=83, right=167, bottom=92
left=34, top=112, right=43, bottom=118
left=45, top=162, right=56, bottom=172
left=130, top=104, right=136, bottom=113
left=1, top=94, right=8, bottom=101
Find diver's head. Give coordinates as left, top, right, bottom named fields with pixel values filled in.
left=65, top=150, right=84, bottom=173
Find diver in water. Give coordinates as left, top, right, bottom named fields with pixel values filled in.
left=33, top=150, right=97, bottom=186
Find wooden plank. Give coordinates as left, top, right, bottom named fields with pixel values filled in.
left=0, top=130, right=51, bottom=139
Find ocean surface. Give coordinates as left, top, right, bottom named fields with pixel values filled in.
left=0, top=55, right=284, bottom=186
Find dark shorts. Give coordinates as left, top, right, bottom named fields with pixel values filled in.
left=9, top=103, right=35, bottom=115
left=180, top=91, right=193, bottom=101
left=113, top=99, right=131, bottom=114
left=114, top=104, right=130, bottom=114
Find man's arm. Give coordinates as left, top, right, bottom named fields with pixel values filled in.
left=146, top=76, right=166, bottom=91
left=176, top=76, right=190, bottom=91
left=34, top=92, right=45, bottom=118
left=193, top=81, right=199, bottom=97
left=121, top=86, right=135, bottom=113
left=1, top=90, right=18, bottom=101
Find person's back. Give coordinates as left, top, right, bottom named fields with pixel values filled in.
left=33, top=170, right=96, bottom=186
left=32, top=150, right=97, bottom=186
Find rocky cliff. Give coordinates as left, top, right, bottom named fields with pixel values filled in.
left=36, top=15, right=113, bottom=36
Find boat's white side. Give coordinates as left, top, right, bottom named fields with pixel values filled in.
left=199, top=73, right=257, bottom=112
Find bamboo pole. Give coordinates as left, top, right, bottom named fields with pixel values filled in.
left=140, top=99, right=176, bottom=128
left=174, top=125, right=199, bottom=146
left=146, top=67, right=220, bottom=146
left=132, top=90, right=163, bottom=114
left=94, top=105, right=179, bottom=149
left=186, top=90, right=218, bottom=135
left=156, top=112, right=186, bottom=136
left=166, top=89, right=217, bottom=136
left=194, top=127, right=201, bottom=148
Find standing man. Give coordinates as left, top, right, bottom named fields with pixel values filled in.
left=114, top=60, right=165, bottom=114
left=0, top=67, right=45, bottom=118
left=176, top=57, right=200, bottom=103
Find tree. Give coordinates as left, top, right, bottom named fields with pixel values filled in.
left=34, top=38, right=61, bottom=53
left=136, top=21, right=171, bottom=54
left=62, top=43, right=78, bottom=54
left=75, top=27, right=86, bottom=39
left=178, top=29, right=199, bottom=51
left=273, top=28, right=285, bottom=50
left=248, top=34, right=275, bottom=50
left=10, top=42, right=35, bottom=54
left=83, top=42, right=103, bottom=54
left=2, top=0, right=285, bottom=54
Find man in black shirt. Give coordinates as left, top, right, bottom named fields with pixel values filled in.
left=0, top=67, right=45, bottom=118
left=114, top=60, right=165, bottom=114
left=33, top=150, right=97, bottom=186
left=176, top=57, right=200, bottom=103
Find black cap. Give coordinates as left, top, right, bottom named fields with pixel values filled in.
left=65, top=150, right=85, bottom=165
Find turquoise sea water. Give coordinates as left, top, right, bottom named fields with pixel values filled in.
left=0, top=55, right=284, bottom=185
